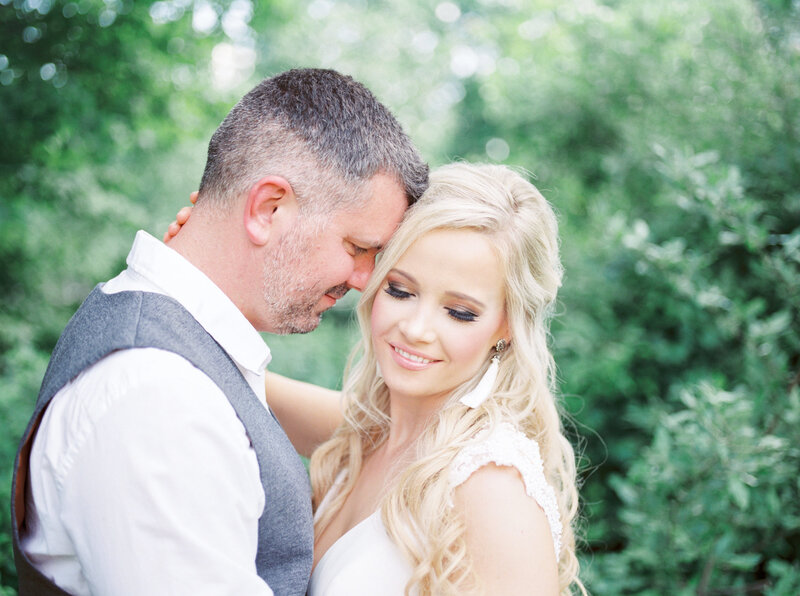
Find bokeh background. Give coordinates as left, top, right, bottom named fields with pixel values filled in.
left=2, top=0, right=799, bottom=593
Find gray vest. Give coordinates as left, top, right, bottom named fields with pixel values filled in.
left=12, top=287, right=314, bottom=595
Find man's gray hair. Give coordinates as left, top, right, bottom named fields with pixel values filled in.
left=198, top=68, right=429, bottom=214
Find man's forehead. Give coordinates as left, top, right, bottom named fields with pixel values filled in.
left=343, top=176, right=408, bottom=246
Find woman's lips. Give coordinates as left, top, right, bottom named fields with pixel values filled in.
left=388, top=343, right=439, bottom=371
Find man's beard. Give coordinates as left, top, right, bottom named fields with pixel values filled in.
left=260, top=224, right=348, bottom=335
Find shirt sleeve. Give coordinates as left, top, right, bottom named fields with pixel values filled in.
left=54, top=348, right=272, bottom=596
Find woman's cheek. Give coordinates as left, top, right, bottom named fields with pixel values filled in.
left=447, top=324, right=495, bottom=373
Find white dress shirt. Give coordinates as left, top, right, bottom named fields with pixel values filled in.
left=22, top=230, right=275, bottom=596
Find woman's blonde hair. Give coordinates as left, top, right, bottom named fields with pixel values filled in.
left=310, top=163, right=584, bottom=594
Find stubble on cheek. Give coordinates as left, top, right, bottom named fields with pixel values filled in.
left=259, top=228, right=323, bottom=334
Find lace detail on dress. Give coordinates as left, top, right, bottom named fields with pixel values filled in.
left=449, top=422, right=562, bottom=560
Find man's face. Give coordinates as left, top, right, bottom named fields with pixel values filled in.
left=261, top=173, right=408, bottom=334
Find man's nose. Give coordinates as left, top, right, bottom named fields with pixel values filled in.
left=346, top=253, right=375, bottom=292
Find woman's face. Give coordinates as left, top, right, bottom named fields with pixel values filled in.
left=370, top=228, right=509, bottom=407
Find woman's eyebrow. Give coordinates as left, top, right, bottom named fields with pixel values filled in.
left=444, top=291, right=485, bottom=309
left=389, top=268, right=416, bottom=283
left=391, top=268, right=486, bottom=308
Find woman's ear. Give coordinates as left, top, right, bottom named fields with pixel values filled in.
left=243, top=176, right=299, bottom=245
left=495, top=319, right=512, bottom=352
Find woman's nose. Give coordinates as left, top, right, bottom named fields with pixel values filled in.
left=397, top=306, right=436, bottom=344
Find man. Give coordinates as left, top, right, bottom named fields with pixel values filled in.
left=12, top=68, right=428, bottom=595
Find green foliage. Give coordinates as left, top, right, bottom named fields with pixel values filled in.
left=540, top=2, right=800, bottom=591
left=2, top=0, right=799, bottom=594
left=573, top=142, right=800, bottom=592
left=593, top=382, right=800, bottom=593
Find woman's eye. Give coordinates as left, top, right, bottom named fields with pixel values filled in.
left=384, top=283, right=411, bottom=299
left=447, top=308, right=478, bottom=322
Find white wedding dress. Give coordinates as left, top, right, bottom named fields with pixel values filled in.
left=307, top=423, right=562, bottom=596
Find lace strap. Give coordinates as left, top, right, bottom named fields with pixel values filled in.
left=449, top=423, right=562, bottom=560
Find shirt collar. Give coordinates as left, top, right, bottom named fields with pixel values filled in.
left=125, top=230, right=271, bottom=374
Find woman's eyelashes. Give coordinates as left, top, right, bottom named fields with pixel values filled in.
left=384, top=282, right=412, bottom=299
left=384, top=282, right=479, bottom=323
left=446, top=308, right=478, bottom=322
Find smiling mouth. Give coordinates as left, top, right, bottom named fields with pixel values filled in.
left=393, top=345, right=435, bottom=364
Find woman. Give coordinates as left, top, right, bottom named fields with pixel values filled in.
left=169, top=163, right=583, bottom=594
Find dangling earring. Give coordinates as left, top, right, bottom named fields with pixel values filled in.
left=459, top=339, right=507, bottom=408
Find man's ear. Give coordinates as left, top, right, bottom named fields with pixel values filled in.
left=243, top=176, right=299, bottom=245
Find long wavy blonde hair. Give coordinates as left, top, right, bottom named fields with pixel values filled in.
left=310, top=163, right=584, bottom=594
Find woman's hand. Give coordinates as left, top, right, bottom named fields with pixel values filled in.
left=163, top=191, right=199, bottom=243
